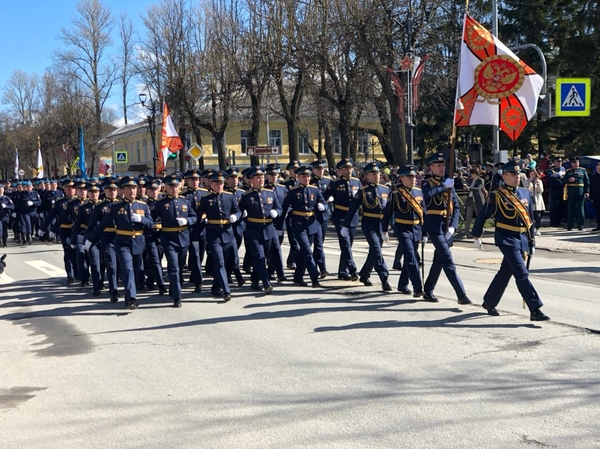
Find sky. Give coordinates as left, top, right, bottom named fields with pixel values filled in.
left=0, top=0, right=153, bottom=121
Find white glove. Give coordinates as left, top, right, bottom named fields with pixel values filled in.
left=229, top=214, right=238, bottom=223
left=176, top=217, right=188, bottom=226
left=84, top=239, right=92, bottom=251
left=444, top=178, right=455, bottom=188
left=131, top=213, right=143, bottom=223
left=1, top=203, right=6, bottom=208
left=474, top=238, right=483, bottom=250
left=38, top=229, right=45, bottom=237
left=380, top=198, right=387, bottom=208
left=270, top=209, right=278, bottom=218
left=51, top=200, right=55, bottom=204
left=49, top=231, right=56, bottom=239
left=327, top=196, right=334, bottom=203
left=69, top=243, right=76, bottom=249
left=530, top=247, right=536, bottom=256
left=242, top=210, right=248, bottom=218
left=382, top=232, right=389, bottom=242
left=11, top=213, right=16, bottom=218
left=317, top=203, right=325, bottom=212
left=351, top=188, right=358, bottom=197
left=422, top=236, right=428, bottom=244
left=444, top=226, right=455, bottom=240
left=27, top=200, right=33, bottom=206
left=340, top=227, right=349, bottom=238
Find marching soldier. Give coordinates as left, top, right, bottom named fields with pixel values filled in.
left=472, top=160, right=550, bottom=321
left=40, top=178, right=78, bottom=283
left=224, top=167, right=246, bottom=287
left=0, top=183, right=15, bottom=247
left=85, top=176, right=154, bottom=310
left=276, top=165, right=325, bottom=288
left=39, top=179, right=64, bottom=241
left=546, top=156, right=566, bottom=227
left=152, top=174, right=197, bottom=307
left=562, top=156, right=590, bottom=231
left=282, top=160, right=300, bottom=269
left=323, top=158, right=361, bottom=281
left=341, top=162, right=392, bottom=292
left=15, top=180, right=42, bottom=244
left=72, top=181, right=102, bottom=294
left=86, top=177, right=122, bottom=302
left=144, top=177, right=167, bottom=294
left=264, top=164, right=287, bottom=281
left=238, top=166, right=282, bottom=293
left=310, top=159, right=331, bottom=278
left=182, top=169, right=209, bottom=293
left=66, top=180, right=89, bottom=287
left=421, top=153, right=472, bottom=305
left=388, top=164, right=426, bottom=296
left=196, top=170, right=241, bottom=302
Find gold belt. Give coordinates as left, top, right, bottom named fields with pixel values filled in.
left=60, top=223, right=73, bottom=229
left=292, top=211, right=314, bottom=217
left=103, top=227, right=116, bottom=233
left=395, top=218, right=420, bottom=225
left=496, top=222, right=528, bottom=233
left=566, top=183, right=584, bottom=187
left=116, top=229, right=144, bottom=237
left=334, top=205, right=349, bottom=211
left=207, top=219, right=230, bottom=225
left=247, top=217, right=273, bottom=224
left=161, top=225, right=189, bottom=232
left=79, top=224, right=88, bottom=229
left=363, top=212, right=383, bottom=219
left=426, top=210, right=447, bottom=216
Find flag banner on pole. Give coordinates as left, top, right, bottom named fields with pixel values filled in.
left=454, top=15, right=543, bottom=141
left=156, top=149, right=167, bottom=175
left=412, top=54, right=429, bottom=110
left=386, top=68, right=405, bottom=121
left=14, top=150, right=19, bottom=179
left=35, top=146, right=44, bottom=179
left=160, top=102, right=183, bottom=154
left=78, top=126, right=87, bottom=178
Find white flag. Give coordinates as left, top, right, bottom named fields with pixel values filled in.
left=14, top=150, right=19, bottom=179
left=36, top=147, right=44, bottom=179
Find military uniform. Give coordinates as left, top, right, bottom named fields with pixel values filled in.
left=562, top=157, right=590, bottom=230
left=238, top=166, right=282, bottom=293
left=15, top=181, right=42, bottom=244
left=86, top=177, right=122, bottom=302
left=224, top=167, right=246, bottom=287
left=421, top=153, right=471, bottom=304
left=545, top=157, right=566, bottom=226
left=282, top=160, right=301, bottom=269
left=388, top=165, right=425, bottom=296
left=67, top=181, right=90, bottom=287
left=472, top=160, right=549, bottom=321
left=153, top=175, right=197, bottom=307
left=72, top=182, right=102, bottom=292
left=0, top=184, right=15, bottom=247
left=309, top=159, right=331, bottom=277
left=323, top=158, right=362, bottom=280
left=144, top=178, right=167, bottom=294
left=342, top=162, right=392, bottom=291
left=86, top=176, right=155, bottom=309
left=196, top=171, right=241, bottom=301
left=276, top=165, right=326, bottom=287
left=264, top=164, right=287, bottom=281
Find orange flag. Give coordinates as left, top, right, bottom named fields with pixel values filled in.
left=157, top=102, right=183, bottom=175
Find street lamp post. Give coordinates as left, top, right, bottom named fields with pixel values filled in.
left=139, top=93, right=158, bottom=175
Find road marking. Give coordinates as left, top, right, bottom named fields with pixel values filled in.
left=0, top=273, right=15, bottom=284
left=25, top=260, right=65, bottom=278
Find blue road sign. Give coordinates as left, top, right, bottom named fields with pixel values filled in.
left=555, top=78, right=591, bottom=117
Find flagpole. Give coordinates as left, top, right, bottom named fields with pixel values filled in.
left=491, top=0, right=501, bottom=163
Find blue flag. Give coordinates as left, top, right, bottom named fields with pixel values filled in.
left=78, top=126, right=87, bottom=178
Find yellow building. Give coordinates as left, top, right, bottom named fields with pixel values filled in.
left=99, top=116, right=386, bottom=176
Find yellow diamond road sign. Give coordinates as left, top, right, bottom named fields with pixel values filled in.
left=187, top=143, right=205, bottom=161
left=555, top=78, right=591, bottom=117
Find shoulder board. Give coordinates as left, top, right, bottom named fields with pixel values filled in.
left=199, top=187, right=209, bottom=192
left=263, top=188, right=274, bottom=192
left=413, top=187, right=422, bottom=191
left=135, top=200, right=147, bottom=205
left=242, top=190, right=254, bottom=196
left=307, top=185, right=319, bottom=189
left=323, top=175, right=332, bottom=180
left=289, top=185, right=301, bottom=191
left=350, top=177, right=360, bottom=181
left=222, top=191, right=233, bottom=195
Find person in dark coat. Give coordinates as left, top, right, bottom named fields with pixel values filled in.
left=463, top=168, right=487, bottom=236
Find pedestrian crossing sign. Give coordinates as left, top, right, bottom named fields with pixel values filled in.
left=115, top=151, right=128, bottom=163
left=555, top=78, right=591, bottom=117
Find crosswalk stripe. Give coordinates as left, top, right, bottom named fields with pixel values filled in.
left=24, top=260, right=65, bottom=278
left=0, top=273, right=15, bottom=284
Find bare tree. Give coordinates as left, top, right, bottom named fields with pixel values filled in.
left=2, top=70, right=40, bottom=125
left=54, top=0, right=117, bottom=174
left=117, top=13, right=135, bottom=125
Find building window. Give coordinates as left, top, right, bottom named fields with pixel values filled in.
left=143, top=140, right=148, bottom=162
left=298, top=130, right=310, bottom=155
left=269, top=130, right=282, bottom=151
left=136, top=141, right=141, bottom=163
left=333, top=130, right=341, bottom=154
left=359, top=132, right=371, bottom=155
left=240, top=130, right=249, bottom=155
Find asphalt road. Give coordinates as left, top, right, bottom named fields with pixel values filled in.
left=0, top=237, right=599, bottom=448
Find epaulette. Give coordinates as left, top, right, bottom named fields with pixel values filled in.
left=413, top=187, right=422, bottom=191
left=323, top=175, right=332, bottom=179
left=307, top=184, right=319, bottom=189
left=135, top=200, right=147, bottom=204
left=242, top=189, right=254, bottom=196
left=289, top=185, right=301, bottom=191
left=350, top=177, right=360, bottom=181
left=263, top=188, right=274, bottom=192
left=222, top=191, right=233, bottom=195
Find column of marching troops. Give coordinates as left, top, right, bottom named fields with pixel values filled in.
left=0, top=152, right=550, bottom=321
